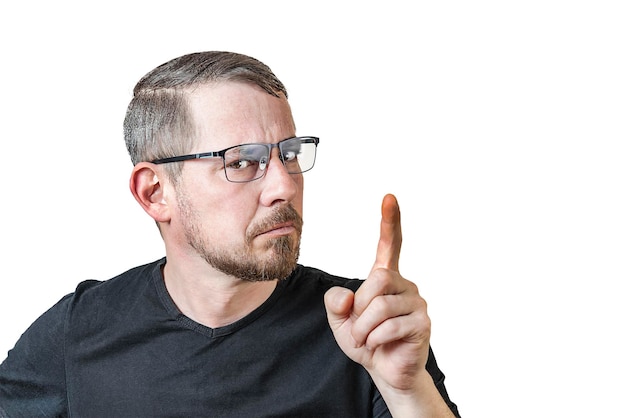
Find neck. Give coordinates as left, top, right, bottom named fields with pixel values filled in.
left=162, top=259, right=278, bottom=329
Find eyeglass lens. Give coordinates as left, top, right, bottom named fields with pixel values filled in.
left=223, top=137, right=317, bottom=183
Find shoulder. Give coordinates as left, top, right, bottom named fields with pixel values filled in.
left=9, top=258, right=164, bottom=340
left=288, top=265, right=364, bottom=293
left=64, top=258, right=165, bottom=325
left=71, top=258, right=163, bottom=301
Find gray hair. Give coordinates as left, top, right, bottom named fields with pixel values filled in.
left=123, top=51, right=288, bottom=179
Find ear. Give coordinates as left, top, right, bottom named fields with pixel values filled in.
left=129, top=162, right=172, bottom=223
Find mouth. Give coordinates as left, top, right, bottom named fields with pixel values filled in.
left=248, top=204, right=304, bottom=243
left=256, top=222, right=296, bottom=238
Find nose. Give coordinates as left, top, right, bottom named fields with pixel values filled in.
left=258, top=147, right=300, bottom=207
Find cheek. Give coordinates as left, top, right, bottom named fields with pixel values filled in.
left=178, top=176, right=254, bottom=238
left=212, top=196, right=258, bottom=234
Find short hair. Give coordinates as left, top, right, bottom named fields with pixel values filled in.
left=123, top=51, right=288, bottom=179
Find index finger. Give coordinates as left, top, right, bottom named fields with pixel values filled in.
left=372, top=193, right=403, bottom=273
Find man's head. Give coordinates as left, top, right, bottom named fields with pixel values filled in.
left=126, top=52, right=315, bottom=281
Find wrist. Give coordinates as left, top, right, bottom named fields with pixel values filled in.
left=372, top=370, right=455, bottom=418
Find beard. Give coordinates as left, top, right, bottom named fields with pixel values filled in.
left=177, top=192, right=303, bottom=282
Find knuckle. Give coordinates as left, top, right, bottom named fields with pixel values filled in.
left=384, top=317, right=403, bottom=337
left=369, top=268, right=395, bottom=289
left=406, top=279, right=418, bottom=293
left=413, top=310, right=431, bottom=333
left=367, top=319, right=401, bottom=348
left=369, top=295, right=391, bottom=317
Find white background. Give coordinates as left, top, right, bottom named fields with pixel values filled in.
left=1, top=1, right=624, bottom=416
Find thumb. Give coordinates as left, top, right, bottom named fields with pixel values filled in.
left=324, top=286, right=355, bottom=329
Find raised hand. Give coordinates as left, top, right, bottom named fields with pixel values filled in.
left=325, top=195, right=451, bottom=416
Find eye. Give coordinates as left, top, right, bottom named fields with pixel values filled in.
left=281, top=140, right=302, bottom=163
left=283, top=150, right=298, bottom=162
left=226, top=159, right=257, bottom=170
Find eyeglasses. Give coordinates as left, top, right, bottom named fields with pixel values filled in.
left=151, top=136, right=319, bottom=183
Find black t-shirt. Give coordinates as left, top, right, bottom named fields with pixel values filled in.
left=0, top=259, right=459, bottom=417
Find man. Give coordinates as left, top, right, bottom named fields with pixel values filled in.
left=0, top=51, right=460, bottom=417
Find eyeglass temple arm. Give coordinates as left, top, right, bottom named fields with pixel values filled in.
left=151, top=152, right=222, bottom=164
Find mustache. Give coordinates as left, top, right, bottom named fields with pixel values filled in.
left=247, top=204, right=303, bottom=241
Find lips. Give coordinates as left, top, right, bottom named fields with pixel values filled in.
left=248, top=205, right=303, bottom=242
left=258, top=222, right=296, bottom=237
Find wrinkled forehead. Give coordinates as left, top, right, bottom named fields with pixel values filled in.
left=185, top=81, right=295, bottom=151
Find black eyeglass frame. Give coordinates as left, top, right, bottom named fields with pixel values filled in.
left=150, top=136, right=319, bottom=182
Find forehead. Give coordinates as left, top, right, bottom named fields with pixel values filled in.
left=186, top=81, right=295, bottom=150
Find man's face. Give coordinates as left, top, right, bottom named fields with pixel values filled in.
left=168, top=82, right=304, bottom=281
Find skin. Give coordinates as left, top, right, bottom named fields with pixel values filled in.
left=130, top=82, right=454, bottom=417
left=325, top=194, right=455, bottom=417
